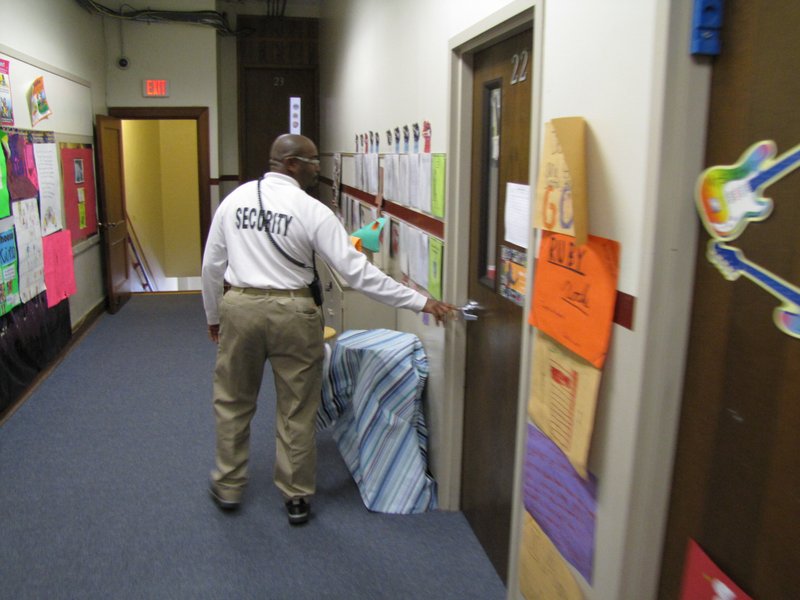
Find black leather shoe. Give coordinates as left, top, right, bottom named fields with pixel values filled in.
left=209, top=484, right=241, bottom=511
left=286, top=498, right=310, bottom=525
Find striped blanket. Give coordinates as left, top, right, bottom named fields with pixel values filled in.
left=317, top=329, right=438, bottom=513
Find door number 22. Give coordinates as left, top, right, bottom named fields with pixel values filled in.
left=511, top=51, right=528, bottom=85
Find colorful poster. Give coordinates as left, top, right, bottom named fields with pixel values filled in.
left=42, top=230, right=76, bottom=307
left=60, top=145, right=97, bottom=243
left=529, top=232, right=620, bottom=368
left=680, top=540, right=752, bottom=600
left=500, top=245, right=527, bottom=306
left=534, top=118, right=588, bottom=245
left=529, top=332, right=602, bottom=479
left=12, top=197, right=45, bottom=302
left=0, top=216, right=20, bottom=315
left=523, top=423, right=597, bottom=583
left=0, top=131, right=9, bottom=218
left=418, top=152, right=432, bottom=213
left=0, top=59, right=14, bottom=127
left=428, top=237, right=443, bottom=300
left=519, top=511, right=584, bottom=600
left=29, top=76, right=52, bottom=126
left=33, top=142, right=62, bottom=235
left=7, top=132, right=38, bottom=200
left=431, top=153, right=446, bottom=218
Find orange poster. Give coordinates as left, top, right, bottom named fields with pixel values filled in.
left=528, top=232, right=619, bottom=368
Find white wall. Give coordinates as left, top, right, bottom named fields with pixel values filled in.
left=320, top=0, right=525, bottom=155
left=102, top=0, right=220, bottom=180
left=319, top=1, right=712, bottom=599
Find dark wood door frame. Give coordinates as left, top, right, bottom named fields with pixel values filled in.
left=462, top=27, right=532, bottom=583
left=108, top=107, right=211, bottom=250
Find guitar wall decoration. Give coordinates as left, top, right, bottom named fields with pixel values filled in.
left=696, top=139, right=800, bottom=339
left=707, top=241, right=800, bottom=339
left=696, top=140, right=800, bottom=241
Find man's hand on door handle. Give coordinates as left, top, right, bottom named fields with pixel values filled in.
left=422, top=298, right=459, bottom=325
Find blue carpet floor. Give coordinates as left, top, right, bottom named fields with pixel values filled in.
left=0, top=293, right=505, bottom=599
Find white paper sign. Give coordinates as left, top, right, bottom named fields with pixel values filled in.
left=504, top=182, right=531, bottom=249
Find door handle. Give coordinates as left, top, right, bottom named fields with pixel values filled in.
left=98, top=220, right=125, bottom=229
left=461, top=300, right=484, bottom=321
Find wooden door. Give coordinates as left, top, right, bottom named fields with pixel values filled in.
left=237, top=16, right=319, bottom=184
left=658, top=3, right=800, bottom=598
left=240, top=66, right=318, bottom=182
left=461, top=27, right=532, bottom=582
left=95, top=115, right=131, bottom=314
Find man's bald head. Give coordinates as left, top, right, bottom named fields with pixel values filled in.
left=269, top=134, right=319, bottom=190
left=270, top=134, right=315, bottom=163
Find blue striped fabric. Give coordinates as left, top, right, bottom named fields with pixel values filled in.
left=317, top=329, right=438, bottom=513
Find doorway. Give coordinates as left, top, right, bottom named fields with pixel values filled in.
left=105, top=107, right=211, bottom=293
left=445, top=3, right=539, bottom=585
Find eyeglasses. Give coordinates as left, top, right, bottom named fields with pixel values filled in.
left=286, top=156, right=320, bottom=165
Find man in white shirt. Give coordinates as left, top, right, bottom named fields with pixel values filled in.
left=202, top=134, right=455, bottom=525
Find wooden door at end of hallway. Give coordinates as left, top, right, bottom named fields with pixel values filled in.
left=240, top=66, right=318, bottom=182
left=237, top=16, right=319, bottom=185
left=659, top=3, right=800, bottom=598
left=461, top=27, right=532, bottom=583
left=95, top=115, right=131, bottom=314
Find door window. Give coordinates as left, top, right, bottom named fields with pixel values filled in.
left=479, top=84, right=502, bottom=288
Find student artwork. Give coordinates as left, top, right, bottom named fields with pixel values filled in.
left=518, top=510, right=584, bottom=600
left=0, top=59, right=14, bottom=127
left=351, top=217, right=387, bottom=252
left=412, top=122, right=420, bottom=153
left=28, top=76, right=52, bottom=126
left=331, top=152, right=342, bottom=212
left=529, top=232, right=620, bottom=369
left=499, top=245, right=526, bottom=306
left=42, top=229, right=77, bottom=308
left=529, top=332, right=602, bottom=479
left=697, top=140, right=800, bottom=339
left=394, top=127, right=401, bottom=153
left=6, top=132, right=38, bottom=201
left=534, top=117, right=588, bottom=245
left=0, top=132, right=10, bottom=218
left=33, top=142, right=62, bottom=235
left=60, top=144, right=98, bottom=243
left=403, top=125, right=410, bottom=153
left=428, top=237, right=442, bottom=300
left=0, top=216, right=20, bottom=315
left=431, top=154, right=446, bottom=218
left=422, top=121, right=431, bottom=153
left=679, top=540, right=752, bottom=600
left=12, top=197, right=46, bottom=302
left=522, top=423, right=597, bottom=583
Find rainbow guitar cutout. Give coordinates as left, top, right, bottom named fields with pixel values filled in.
left=696, top=141, right=800, bottom=241
left=707, top=240, right=800, bottom=338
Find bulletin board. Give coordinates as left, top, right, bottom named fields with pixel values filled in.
left=320, top=141, right=446, bottom=307
left=0, top=44, right=96, bottom=419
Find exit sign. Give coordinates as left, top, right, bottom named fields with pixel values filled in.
left=142, top=79, right=169, bottom=97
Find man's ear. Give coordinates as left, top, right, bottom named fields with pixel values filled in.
left=283, top=157, right=299, bottom=175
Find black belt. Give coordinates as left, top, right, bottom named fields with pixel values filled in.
left=230, top=286, right=312, bottom=298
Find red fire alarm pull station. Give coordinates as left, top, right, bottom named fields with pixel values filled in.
left=143, top=79, right=169, bottom=97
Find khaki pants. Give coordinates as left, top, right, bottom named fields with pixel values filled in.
left=211, top=287, right=324, bottom=500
